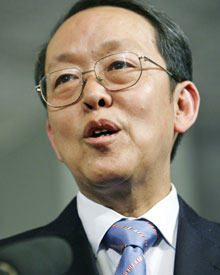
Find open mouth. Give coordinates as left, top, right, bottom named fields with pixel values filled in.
left=90, top=129, right=117, bottom=138
left=83, top=119, right=120, bottom=140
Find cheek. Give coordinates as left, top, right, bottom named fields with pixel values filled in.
left=115, top=83, right=175, bottom=154
left=115, top=82, right=163, bottom=128
left=48, top=110, right=79, bottom=156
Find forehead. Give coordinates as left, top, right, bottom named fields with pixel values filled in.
left=46, top=6, right=159, bottom=71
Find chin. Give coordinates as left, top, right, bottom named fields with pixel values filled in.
left=74, top=166, right=132, bottom=192
left=89, top=168, right=130, bottom=184
left=68, top=151, right=140, bottom=187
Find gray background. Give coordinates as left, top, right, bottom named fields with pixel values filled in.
left=0, top=0, right=219, bottom=239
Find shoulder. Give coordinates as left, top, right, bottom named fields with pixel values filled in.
left=178, top=196, right=220, bottom=245
left=0, top=197, right=99, bottom=275
left=175, top=197, right=220, bottom=273
left=0, top=197, right=79, bottom=245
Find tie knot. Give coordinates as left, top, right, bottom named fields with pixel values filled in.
left=104, top=219, right=158, bottom=254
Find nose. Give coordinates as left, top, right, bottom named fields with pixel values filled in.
left=81, top=74, right=113, bottom=111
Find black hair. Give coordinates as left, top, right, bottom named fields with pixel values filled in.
left=35, top=0, right=193, bottom=161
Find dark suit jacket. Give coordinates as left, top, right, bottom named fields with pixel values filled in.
left=0, top=196, right=220, bottom=275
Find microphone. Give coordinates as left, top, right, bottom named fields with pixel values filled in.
left=0, top=236, right=73, bottom=275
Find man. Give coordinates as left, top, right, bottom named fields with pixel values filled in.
left=0, top=0, right=220, bottom=274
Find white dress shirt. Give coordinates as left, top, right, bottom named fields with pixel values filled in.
left=77, top=184, right=179, bottom=275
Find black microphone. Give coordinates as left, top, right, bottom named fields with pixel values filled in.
left=0, top=236, right=73, bottom=275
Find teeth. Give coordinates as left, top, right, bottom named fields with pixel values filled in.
left=94, top=129, right=108, bottom=134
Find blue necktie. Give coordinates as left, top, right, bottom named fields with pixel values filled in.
left=104, top=219, right=158, bottom=275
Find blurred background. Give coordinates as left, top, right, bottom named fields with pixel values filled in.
left=0, top=0, right=219, bottom=239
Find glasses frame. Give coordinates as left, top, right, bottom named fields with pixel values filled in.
left=35, top=51, right=178, bottom=108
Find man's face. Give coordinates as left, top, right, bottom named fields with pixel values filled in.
left=46, top=6, right=176, bottom=196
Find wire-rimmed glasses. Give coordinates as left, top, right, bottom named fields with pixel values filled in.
left=35, top=51, right=177, bottom=108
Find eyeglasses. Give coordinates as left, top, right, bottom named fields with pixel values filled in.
left=35, top=51, right=177, bottom=108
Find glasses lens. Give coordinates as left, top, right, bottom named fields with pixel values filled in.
left=41, top=68, right=82, bottom=107
left=95, top=52, right=142, bottom=91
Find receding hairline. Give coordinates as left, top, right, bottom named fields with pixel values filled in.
left=48, top=5, right=158, bottom=44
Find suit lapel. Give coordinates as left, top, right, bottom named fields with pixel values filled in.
left=47, top=198, right=100, bottom=275
left=174, top=197, right=220, bottom=275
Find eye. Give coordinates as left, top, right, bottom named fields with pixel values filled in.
left=107, top=61, right=133, bottom=71
left=54, top=74, right=78, bottom=88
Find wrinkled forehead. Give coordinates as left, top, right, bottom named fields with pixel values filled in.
left=46, top=6, right=159, bottom=71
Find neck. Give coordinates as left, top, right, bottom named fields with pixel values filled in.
left=79, top=165, right=172, bottom=217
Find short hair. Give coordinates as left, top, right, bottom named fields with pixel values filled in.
left=35, top=0, right=193, bottom=161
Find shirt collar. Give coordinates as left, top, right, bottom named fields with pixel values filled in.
left=77, top=184, right=179, bottom=254
left=140, top=184, right=179, bottom=249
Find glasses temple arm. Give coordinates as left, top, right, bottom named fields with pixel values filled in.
left=140, top=56, right=180, bottom=82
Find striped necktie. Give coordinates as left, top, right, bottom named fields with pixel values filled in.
left=104, top=219, right=159, bottom=275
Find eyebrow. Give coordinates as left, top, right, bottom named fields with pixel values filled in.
left=96, top=40, right=125, bottom=53
left=46, top=53, right=77, bottom=72
left=47, top=39, right=140, bottom=72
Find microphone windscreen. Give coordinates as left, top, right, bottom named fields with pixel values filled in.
left=0, top=236, right=73, bottom=275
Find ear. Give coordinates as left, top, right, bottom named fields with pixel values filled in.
left=46, top=120, right=63, bottom=162
left=174, top=81, right=200, bottom=133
